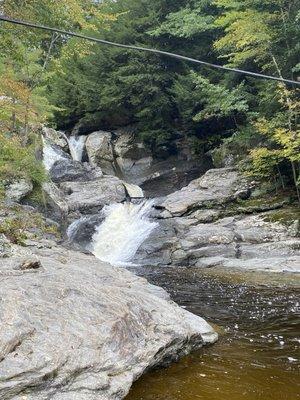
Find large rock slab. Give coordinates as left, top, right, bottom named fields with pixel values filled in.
left=50, top=159, right=88, bottom=183
left=60, top=176, right=126, bottom=213
left=50, top=160, right=103, bottom=183
left=0, top=242, right=217, bottom=400
left=161, top=167, right=251, bottom=216
left=136, top=208, right=300, bottom=272
left=43, top=182, right=69, bottom=218
left=134, top=167, right=300, bottom=272
left=114, top=129, right=149, bottom=160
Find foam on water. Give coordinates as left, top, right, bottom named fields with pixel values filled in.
left=66, top=216, right=89, bottom=242
left=68, top=135, right=86, bottom=162
left=42, top=137, right=67, bottom=170
left=92, top=200, right=158, bottom=266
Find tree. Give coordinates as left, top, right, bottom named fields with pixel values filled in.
left=213, top=0, right=300, bottom=199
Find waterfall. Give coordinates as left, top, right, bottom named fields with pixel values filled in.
left=67, top=216, right=89, bottom=242
left=92, top=200, right=158, bottom=265
left=42, top=137, right=68, bottom=171
left=67, top=135, right=86, bottom=162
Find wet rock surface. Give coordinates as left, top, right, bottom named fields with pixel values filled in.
left=42, top=126, right=212, bottom=212
left=66, top=213, right=105, bottom=250
left=0, top=241, right=216, bottom=400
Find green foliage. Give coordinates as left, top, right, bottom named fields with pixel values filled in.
left=0, top=0, right=299, bottom=199
left=214, top=7, right=274, bottom=66
left=192, top=74, right=249, bottom=121
left=0, top=133, right=46, bottom=189
left=211, top=125, right=262, bottom=167
left=0, top=204, right=60, bottom=245
left=149, top=1, right=217, bottom=39
left=0, top=217, right=28, bottom=245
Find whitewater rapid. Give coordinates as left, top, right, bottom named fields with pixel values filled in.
left=42, top=137, right=68, bottom=170
left=42, top=133, right=86, bottom=170
left=67, top=135, right=86, bottom=162
left=92, top=201, right=158, bottom=265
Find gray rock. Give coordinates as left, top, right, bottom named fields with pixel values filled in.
left=86, top=131, right=115, bottom=174
left=114, top=130, right=149, bottom=160
left=123, top=182, right=144, bottom=198
left=117, top=156, right=153, bottom=184
left=135, top=194, right=300, bottom=272
left=5, top=179, right=33, bottom=202
left=161, top=167, right=251, bottom=216
left=190, top=209, right=221, bottom=223
left=43, top=182, right=69, bottom=218
left=221, top=256, right=300, bottom=273
left=195, top=256, right=226, bottom=268
left=50, top=159, right=88, bottom=183
left=135, top=221, right=178, bottom=266
left=42, top=127, right=68, bottom=150
left=66, top=214, right=105, bottom=250
left=239, top=240, right=300, bottom=258
left=187, top=244, right=237, bottom=260
left=49, top=160, right=103, bottom=184
left=0, top=243, right=217, bottom=400
left=182, top=224, right=236, bottom=248
left=83, top=127, right=211, bottom=197
left=0, top=234, right=12, bottom=257
left=140, top=157, right=212, bottom=198
left=290, top=219, right=300, bottom=237
left=234, top=214, right=291, bottom=243
left=60, top=176, right=126, bottom=213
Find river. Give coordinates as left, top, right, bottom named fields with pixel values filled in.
left=126, top=266, right=300, bottom=400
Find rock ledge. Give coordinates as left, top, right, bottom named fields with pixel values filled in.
left=0, top=241, right=216, bottom=400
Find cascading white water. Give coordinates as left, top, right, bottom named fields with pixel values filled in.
left=67, top=135, right=86, bottom=162
left=66, top=216, right=88, bottom=242
left=42, top=137, right=68, bottom=170
left=92, top=200, right=158, bottom=265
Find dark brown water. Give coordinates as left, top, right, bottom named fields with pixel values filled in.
left=126, top=267, right=300, bottom=400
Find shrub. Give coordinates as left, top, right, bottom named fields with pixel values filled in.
left=0, top=132, right=46, bottom=195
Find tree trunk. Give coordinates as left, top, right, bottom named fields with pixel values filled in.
left=276, top=164, right=285, bottom=189
left=291, top=161, right=300, bottom=203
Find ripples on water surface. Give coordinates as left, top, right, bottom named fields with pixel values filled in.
left=126, top=267, right=300, bottom=400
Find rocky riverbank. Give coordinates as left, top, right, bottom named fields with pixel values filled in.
left=1, top=125, right=299, bottom=399
left=0, top=210, right=217, bottom=400
left=0, top=126, right=219, bottom=400
left=136, top=168, right=300, bottom=273
left=25, top=126, right=299, bottom=274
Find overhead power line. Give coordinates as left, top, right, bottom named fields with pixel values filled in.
left=0, top=15, right=299, bottom=87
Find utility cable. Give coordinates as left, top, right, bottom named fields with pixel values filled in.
left=0, top=15, right=299, bottom=86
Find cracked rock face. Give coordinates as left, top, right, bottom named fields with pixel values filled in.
left=85, top=131, right=115, bottom=175
left=135, top=168, right=300, bottom=273
left=161, top=167, right=251, bottom=216
left=0, top=242, right=217, bottom=400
